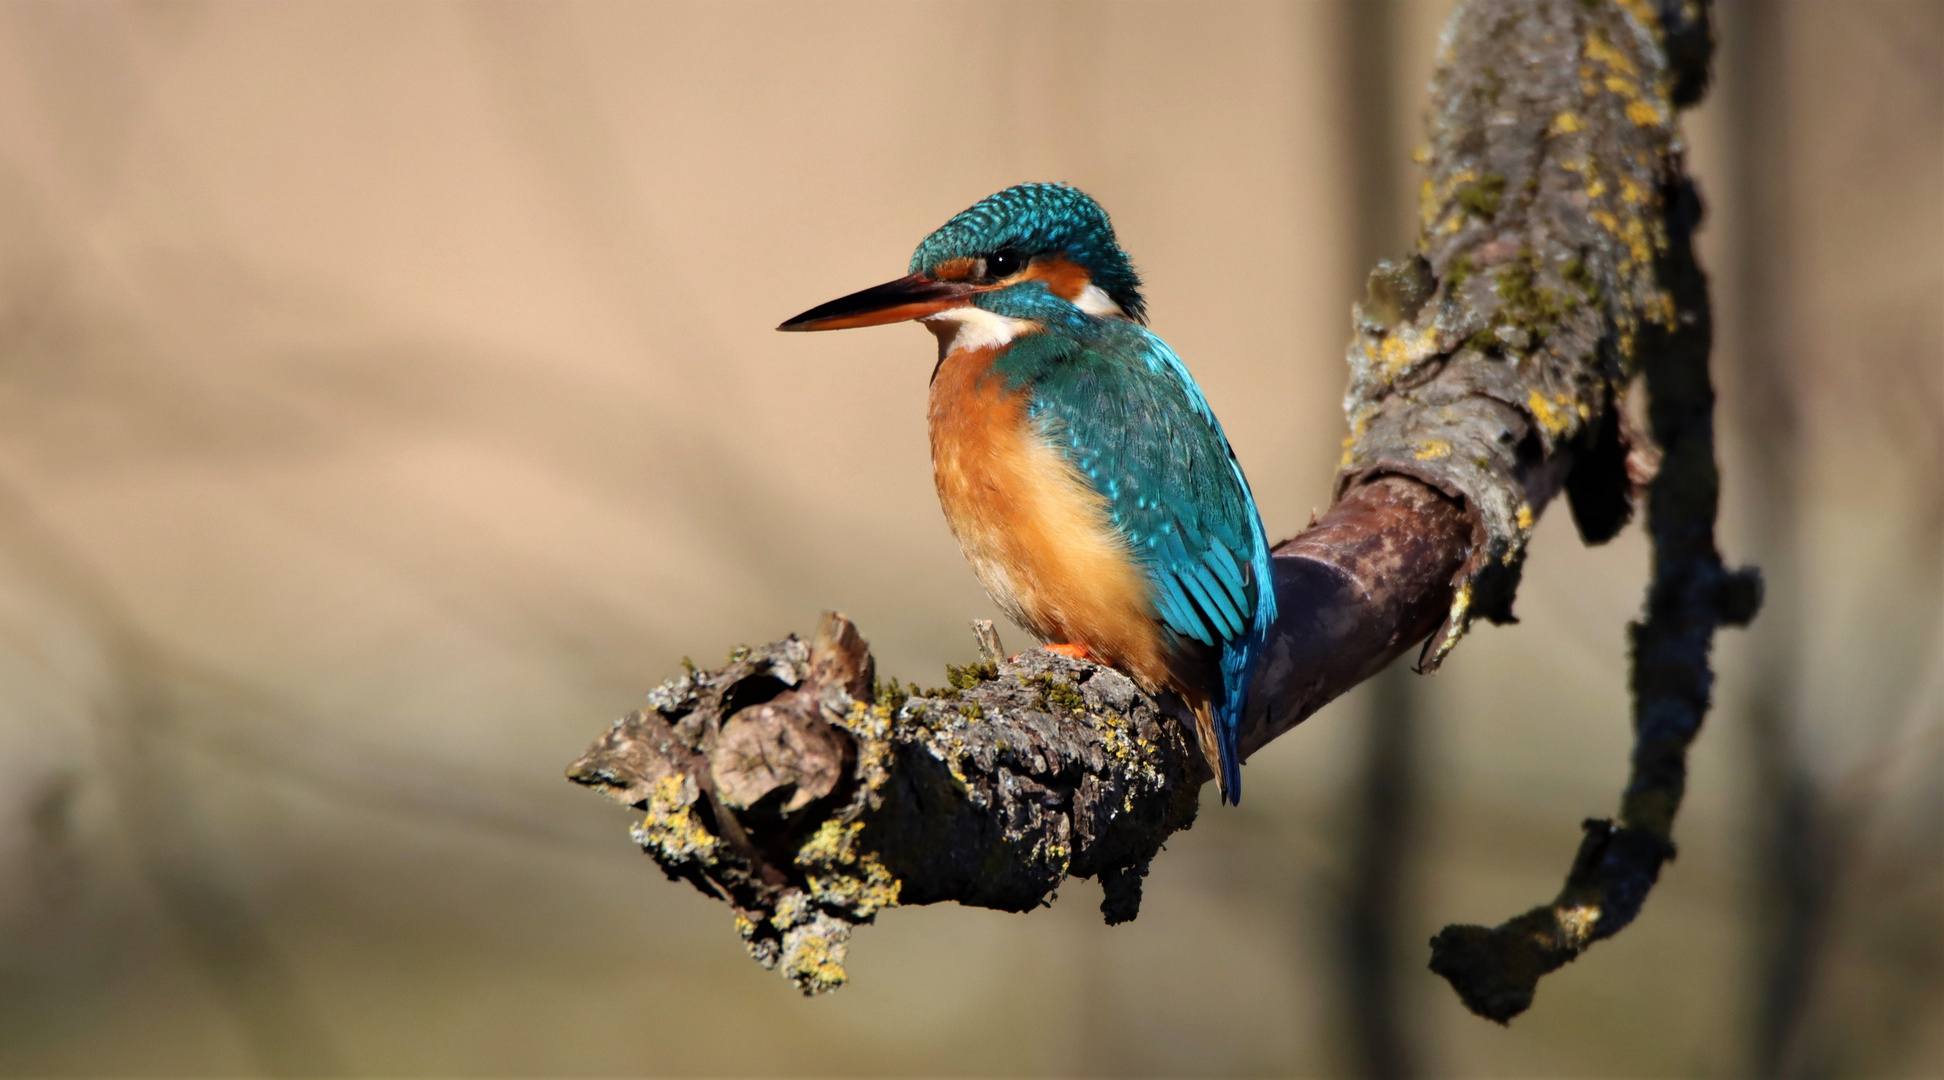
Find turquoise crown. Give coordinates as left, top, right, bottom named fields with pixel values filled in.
left=908, top=183, right=1146, bottom=323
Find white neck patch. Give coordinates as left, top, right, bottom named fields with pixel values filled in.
left=1074, top=283, right=1125, bottom=318
left=922, top=306, right=1041, bottom=355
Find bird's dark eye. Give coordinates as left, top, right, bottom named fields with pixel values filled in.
left=985, top=251, right=1025, bottom=280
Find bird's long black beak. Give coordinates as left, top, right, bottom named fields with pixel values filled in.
left=777, top=273, right=978, bottom=332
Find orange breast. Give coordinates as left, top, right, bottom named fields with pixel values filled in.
left=927, top=343, right=1173, bottom=691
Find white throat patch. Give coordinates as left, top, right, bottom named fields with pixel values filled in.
left=922, top=306, right=1041, bottom=355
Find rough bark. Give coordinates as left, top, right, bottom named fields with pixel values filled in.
left=569, top=614, right=1202, bottom=992
left=568, top=0, right=1755, bottom=1010
left=1422, top=0, right=1763, bottom=1024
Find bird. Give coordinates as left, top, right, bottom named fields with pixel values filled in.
left=778, top=183, right=1277, bottom=804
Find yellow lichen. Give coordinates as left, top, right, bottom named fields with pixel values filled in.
left=1583, top=32, right=1638, bottom=78
left=1516, top=503, right=1534, bottom=531
left=1380, top=334, right=1411, bottom=374
left=1443, top=167, right=1480, bottom=193
left=1626, top=100, right=1663, bottom=127
left=1550, top=110, right=1584, bottom=135
left=1554, top=903, right=1603, bottom=945
left=1528, top=390, right=1577, bottom=438
left=798, top=819, right=902, bottom=917
left=1620, top=216, right=1654, bottom=267
left=1614, top=0, right=1659, bottom=31
left=632, top=773, right=719, bottom=861
left=1382, top=325, right=1443, bottom=379
left=1429, top=581, right=1475, bottom=668
left=782, top=932, right=848, bottom=994
left=798, top=821, right=854, bottom=865
left=1413, top=439, right=1453, bottom=461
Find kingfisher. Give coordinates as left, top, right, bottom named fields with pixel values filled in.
left=779, top=183, right=1276, bottom=803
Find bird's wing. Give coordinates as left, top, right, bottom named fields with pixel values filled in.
left=1018, top=327, right=1275, bottom=648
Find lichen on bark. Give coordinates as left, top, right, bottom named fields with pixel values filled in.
left=1341, top=0, right=1697, bottom=668
left=568, top=614, right=1200, bottom=994
left=1410, top=0, right=1763, bottom=1024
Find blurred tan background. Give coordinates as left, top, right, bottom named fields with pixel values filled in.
left=0, top=1, right=1936, bottom=1076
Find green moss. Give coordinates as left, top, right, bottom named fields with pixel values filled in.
left=1465, top=326, right=1503, bottom=356
left=946, top=660, right=997, bottom=690
left=1456, top=173, right=1507, bottom=220
left=873, top=677, right=910, bottom=715
left=1475, top=67, right=1505, bottom=109
left=958, top=702, right=985, bottom=720
left=1495, top=252, right=1539, bottom=312
left=1027, top=673, right=1086, bottom=714
left=1564, top=256, right=1602, bottom=304
left=1363, top=257, right=1436, bottom=330
left=1493, top=248, right=1577, bottom=340
left=1446, top=252, right=1476, bottom=292
left=725, top=645, right=751, bottom=664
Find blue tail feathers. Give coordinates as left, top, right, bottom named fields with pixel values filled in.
left=1215, top=621, right=1269, bottom=805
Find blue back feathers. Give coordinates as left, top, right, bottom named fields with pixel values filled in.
left=985, top=293, right=1277, bottom=801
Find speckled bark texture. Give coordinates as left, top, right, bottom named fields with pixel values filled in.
left=1413, top=0, right=1762, bottom=1024
left=568, top=0, right=1756, bottom=1010
left=568, top=614, right=1200, bottom=994
left=1342, top=0, right=1703, bottom=669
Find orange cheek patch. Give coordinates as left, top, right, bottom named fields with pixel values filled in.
left=931, top=257, right=978, bottom=282
left=1024, top=255, right=1094, bottom=301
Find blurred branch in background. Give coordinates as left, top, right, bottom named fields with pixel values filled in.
left=1331, top=0, right=1425, bottom=1076
left=0, top=480, right=344, bottom=1076
left=1722, top=1, right=1944, bottom=1072
left=1720, top=1, right=1831, bottom=1074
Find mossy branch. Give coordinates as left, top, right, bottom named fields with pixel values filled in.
left=1400, top=0, right=1762, bottom=1023
left=569, top=614, right=1199, bottom=993
left=566, top=0, right=1755, bottom=1008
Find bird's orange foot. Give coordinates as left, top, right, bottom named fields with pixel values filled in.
left=1042, top=643, right=1100, bottom=663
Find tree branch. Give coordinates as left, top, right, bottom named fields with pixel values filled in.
left=567, top=0, right=1756, bottom=1006
left=1419, top=0, right=1764, bottom=1023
